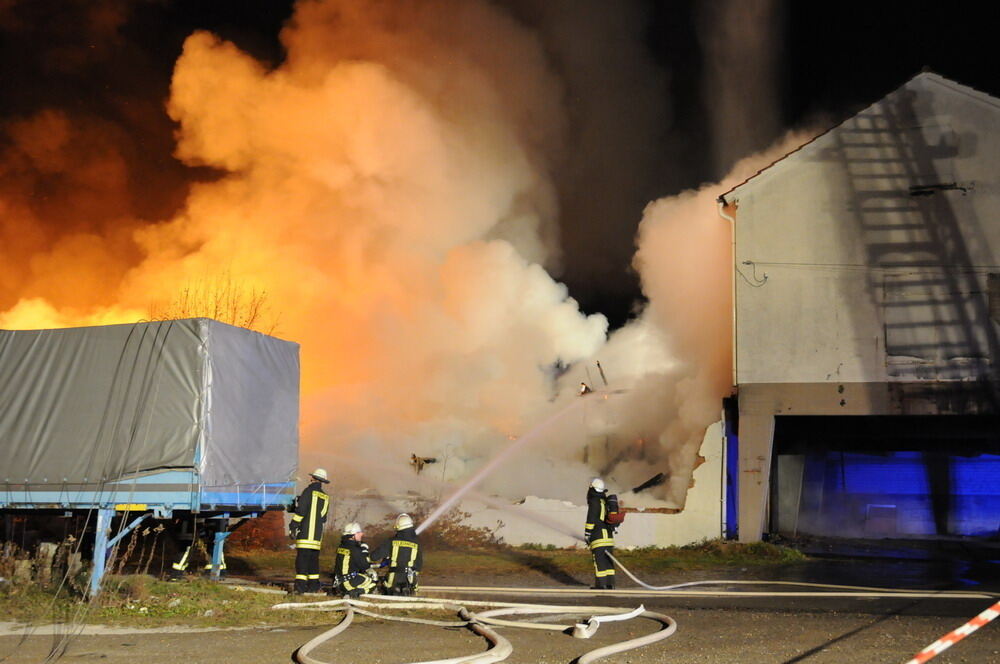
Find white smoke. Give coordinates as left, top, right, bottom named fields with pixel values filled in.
left=1, top=0, right=807, bottom=512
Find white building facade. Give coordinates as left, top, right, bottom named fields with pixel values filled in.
left=720, top=73, right=1000, bottom=542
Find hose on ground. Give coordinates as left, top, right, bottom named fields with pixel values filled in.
left=272, top=593, right=676, bottom=664
left=293, top=606, right=353, bottom=664
left=421, top=583, right=996, bottom=600
left=606, top=552, right=999, bottom=598
left=256, top=560, right=996, bottom=664
left=236, top=578, right=998, bottom=600
left=279, top=596, right=512, bottom=664
left=577, top=610, right=676, bottom=664
left=456, top=607, right=513, bottom=664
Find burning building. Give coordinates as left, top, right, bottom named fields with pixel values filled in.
left=0, top=0, right=754, bottom=549
left=718, top=72, right=1000, bottom=542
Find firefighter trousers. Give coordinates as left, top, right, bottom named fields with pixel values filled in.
left=294, top=547, right=321, bottom=593
left=338, top=572, right=376, bottom=598
left=383, top=568, right=418, bottom=595
left=589, top=527, right=615, bottom=589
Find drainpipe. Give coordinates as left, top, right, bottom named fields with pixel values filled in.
left=717, top=198, right=737, bottom=387
left=718, top=198, right=737, bottom=541
left=719, top=408, right=727, bottom=539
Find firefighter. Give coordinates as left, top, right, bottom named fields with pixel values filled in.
left=169, top=543, right=192, bottom=581
left=169, top=518, right=198, bottom=581
left=201, top=546, right=226, bottom=578
left=289, top=468, right=331, bottom=593
left=201, top=521, right=229, bottom=578
left=371, top=513, right=423, bottom=595
left=585, top=477, right=615, bottom=589
left=169, top=520, right=222, bottom=580
left=333, top=522, right=376, bottom=597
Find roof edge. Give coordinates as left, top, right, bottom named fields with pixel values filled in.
left=718, top=69, right=1000, bottom=203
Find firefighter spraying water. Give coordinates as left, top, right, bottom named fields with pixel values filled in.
left=585, top=477, right=625, bottom=589
left=371, top=513, right=423, bottom=595
left=305, top=361, right=665, bottom=598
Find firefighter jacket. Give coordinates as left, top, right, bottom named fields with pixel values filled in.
left=334, top=535, right=371, bottom=580
left=585, top=487, right=614, bottom=549
left=290, top=481, right=329, bottom=550
left=371, top=527, right=423, bottom=572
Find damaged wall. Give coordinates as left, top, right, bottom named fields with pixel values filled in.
left=334, top=420, right=724, bottom=548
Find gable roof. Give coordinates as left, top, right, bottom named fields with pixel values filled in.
left=717, top=71, right=1000, bottom=205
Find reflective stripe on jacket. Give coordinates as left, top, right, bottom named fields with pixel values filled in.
left=371, top=527, right=423, bottom=572
left=589, top=527, right=614, bottom=549
left=585, top=487, right=613, bottom=547
left=292, top=481, right=329, bottom=550
left=334, top=535, right=371, bottom=578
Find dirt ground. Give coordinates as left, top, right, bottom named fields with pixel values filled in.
left=2, top=591, right=998, bottom=663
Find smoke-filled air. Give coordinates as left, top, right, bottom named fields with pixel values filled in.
left=0, top=0, right=806, bottom=508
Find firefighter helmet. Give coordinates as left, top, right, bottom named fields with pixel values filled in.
left=395, top=513, right=414, bottom=530
left=311, top=468, right=330, bottom=483
left=591, top=477, right=605, bottom=492
left=342, top=522, right=362, bottom=536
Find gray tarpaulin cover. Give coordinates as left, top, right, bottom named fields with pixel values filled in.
left=0, top=319, right=298, bottom=487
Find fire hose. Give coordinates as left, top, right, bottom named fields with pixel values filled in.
left=249, top=574, right=998, bottom=663
left=602, top=554, right=1000, bottom=664
left=606, top=552, right=997, bottom=599
left=285, top=601, right=511, bottom=664
left=271, top=594, right=676, bottom=664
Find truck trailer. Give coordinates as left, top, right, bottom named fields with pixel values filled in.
left=0, top=318, right=299, bottom=594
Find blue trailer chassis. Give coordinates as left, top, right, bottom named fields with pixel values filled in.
left=1, top=470, right=295, bottom=596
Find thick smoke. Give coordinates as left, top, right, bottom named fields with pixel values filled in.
left=0, top=0, right=799, bottom=509
left=503, top=0, right=671, bottom=313
left=628, top=130, right=814, bottom=505
left=696, top=0, right=784, bottom=178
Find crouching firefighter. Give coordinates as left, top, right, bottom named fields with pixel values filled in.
left=169, top=519, right=227, bottom=580
left=169, top=519, right=205, bottom=581
left=372, top=513, right=423, bottom=595
left=585, top=477, right=616, bottom=589
left=333, top=522, right=377, bottom=597
left=290, top=468, right=330, bottom=593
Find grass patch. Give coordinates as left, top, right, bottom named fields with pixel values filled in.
left=0, top=539, right=804, bottom=628
left=225, top=507, right=503, bottom=577
left=227, top=537, right=805, bottom=580
left=418, top=539, right=805, bottom=576
left=619, top=539, right=807, bottom=571
left=0, top=575, right=335, bottom=628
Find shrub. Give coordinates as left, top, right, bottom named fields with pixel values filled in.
left=104, top=574, right=153, bottom=605
left=227, top=511, right=288, bottom=551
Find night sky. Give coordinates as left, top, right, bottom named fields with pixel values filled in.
left=2, top=0, right=996, bottom=328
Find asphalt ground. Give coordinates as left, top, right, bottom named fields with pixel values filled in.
left=3, top=538, right=998, bottom=663
left=2, top=597, right=998, bottom=663
left=2, top=573, right=997, bottom=664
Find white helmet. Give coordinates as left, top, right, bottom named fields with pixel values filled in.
left=590, top=477, right=605, bottom=492
left=311, top=468, right=330, bottom=483
left=395, top=513, right=414, bottom=530
left=342, top=522, right=362, bottom=536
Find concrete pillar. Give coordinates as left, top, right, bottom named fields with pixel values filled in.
left=737, top=414, right=775, bottom=542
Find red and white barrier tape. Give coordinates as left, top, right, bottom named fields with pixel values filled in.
left=904, top=600, right=1000, bottom=664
